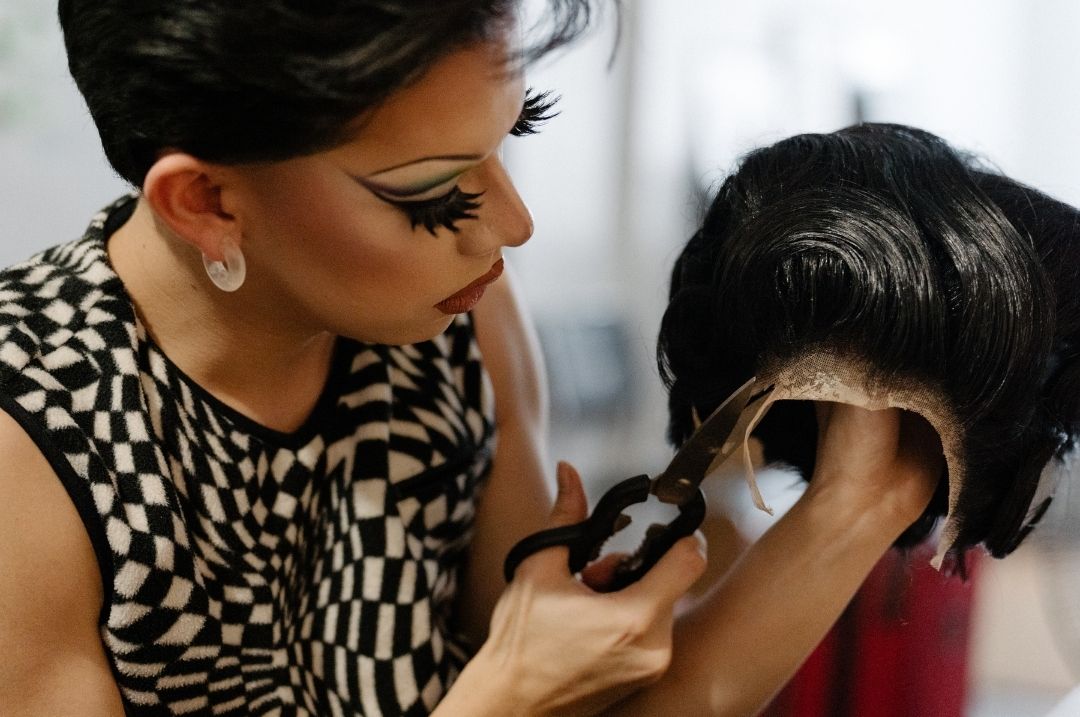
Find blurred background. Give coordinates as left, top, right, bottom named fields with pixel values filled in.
left=2, top=0, right=1079, bottom=714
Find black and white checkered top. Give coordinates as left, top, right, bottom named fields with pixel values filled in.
left=0, top=195, right=496, bottom=716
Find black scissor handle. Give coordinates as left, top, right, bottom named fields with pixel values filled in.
left=606, top=488, right=705, bottom=591
left=503, top=474, right=706, bottom=590
left=504, top=474, right=650, bottom=583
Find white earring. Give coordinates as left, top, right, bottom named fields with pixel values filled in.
left=202, top=239, right=246, bottom=292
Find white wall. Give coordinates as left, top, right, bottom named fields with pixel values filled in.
left=0, top=3, right=128, bottom=266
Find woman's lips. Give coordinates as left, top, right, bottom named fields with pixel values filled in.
left=435, top=258, right=505, bottom=315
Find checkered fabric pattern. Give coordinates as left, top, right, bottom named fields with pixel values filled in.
left=0, top=195, right=496, bottom=716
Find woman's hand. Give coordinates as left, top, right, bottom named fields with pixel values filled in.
left=809, top=403, right=944, bottom=527
left=442, top=462, right=707, bottom=717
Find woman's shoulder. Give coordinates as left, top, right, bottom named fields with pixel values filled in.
left=0, top=406, right=124, bottom=712
left=0, top=219, right=135, bottom=383
left=0, top=407, right=105, bottom=602
left=0, top=202, right=142, bottom=530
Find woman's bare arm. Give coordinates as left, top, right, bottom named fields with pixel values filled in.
left=456, top=267, right=554, bottom=646
left=0, top=410, right=125, bottom=716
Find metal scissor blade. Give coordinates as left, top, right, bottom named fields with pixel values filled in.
left=702, top=382, right=775, bottom=478
left=652, top=377, right=757, bottom=505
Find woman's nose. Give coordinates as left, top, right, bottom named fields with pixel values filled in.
left=460, top=157, right=533, bottom=255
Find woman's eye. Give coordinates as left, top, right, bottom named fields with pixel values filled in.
left=511, top=88, right=561, bottom=137
left=362, top=88, right=559, bottom=233
left=383, top=187, right=485, bottom=236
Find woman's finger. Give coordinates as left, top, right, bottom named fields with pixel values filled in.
left=619, top=532, right=708, bottom=611
left=580, top=551, right=630, bottom=591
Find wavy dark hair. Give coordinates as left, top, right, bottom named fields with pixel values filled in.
left=658, top=123, right=1080, bottom=559
left=58, top=0, right=604, bottom=186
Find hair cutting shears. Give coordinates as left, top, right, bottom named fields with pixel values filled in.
left=503, top=377, right=774, bottom=591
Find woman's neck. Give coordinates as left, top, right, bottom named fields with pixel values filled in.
left=106, top=199, right=338, bottom=434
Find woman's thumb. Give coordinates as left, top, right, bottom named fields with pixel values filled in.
left=547, top=461, right=589, bottom=528
left=510, top=462, right=590, bottom=581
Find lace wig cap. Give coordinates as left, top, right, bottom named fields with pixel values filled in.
left=742, top=350, right=1067, bottom=567
left=742, top=350, right=962, bottom=567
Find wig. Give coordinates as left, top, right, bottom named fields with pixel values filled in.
left=57, top=0, right=604, bottom=186
left=658, top=123, right=1080, bottom=563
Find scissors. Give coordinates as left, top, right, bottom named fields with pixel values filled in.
left=503, top=377, right=773, bottom=591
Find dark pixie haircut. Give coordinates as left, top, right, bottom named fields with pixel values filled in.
left=659, top=123, right=1080, bottom=559
left=58, top=0, right=601, bottom=186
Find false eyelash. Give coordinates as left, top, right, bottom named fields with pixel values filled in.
left=387, top=187, right=485, bottom=235
left=511, top=88, right=561, bottom=137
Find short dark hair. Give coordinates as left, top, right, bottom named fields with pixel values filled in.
left=58, top=0, right=602, bottom=186
left=659, top=123, right=1080, bottom=560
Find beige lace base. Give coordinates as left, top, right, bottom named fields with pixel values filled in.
left=743, top=349, right=965, bottom=567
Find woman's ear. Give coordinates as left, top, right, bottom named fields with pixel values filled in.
left=143, top=154, right=239, bottom=262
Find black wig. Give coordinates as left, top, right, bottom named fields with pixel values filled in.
left=659, top=123, right=1080, bottom=559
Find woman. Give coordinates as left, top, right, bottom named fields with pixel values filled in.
left=0, top=1, right=939, bottom=715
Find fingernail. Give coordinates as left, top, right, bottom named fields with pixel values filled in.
left=692, top=530, right=707, bottom=557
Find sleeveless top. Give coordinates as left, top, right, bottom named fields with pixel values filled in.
left=0, top=195, right=496, bottom=716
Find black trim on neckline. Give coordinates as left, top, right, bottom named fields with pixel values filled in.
left=102, top=194, right=137, bottom=238
left=141, top=333, right=360, bottom=449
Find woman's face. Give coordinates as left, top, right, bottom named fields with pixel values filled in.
left=222, top=37, right=535, bottom=345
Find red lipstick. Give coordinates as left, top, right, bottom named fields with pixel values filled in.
left=435, top=259, right=504, bottom=315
